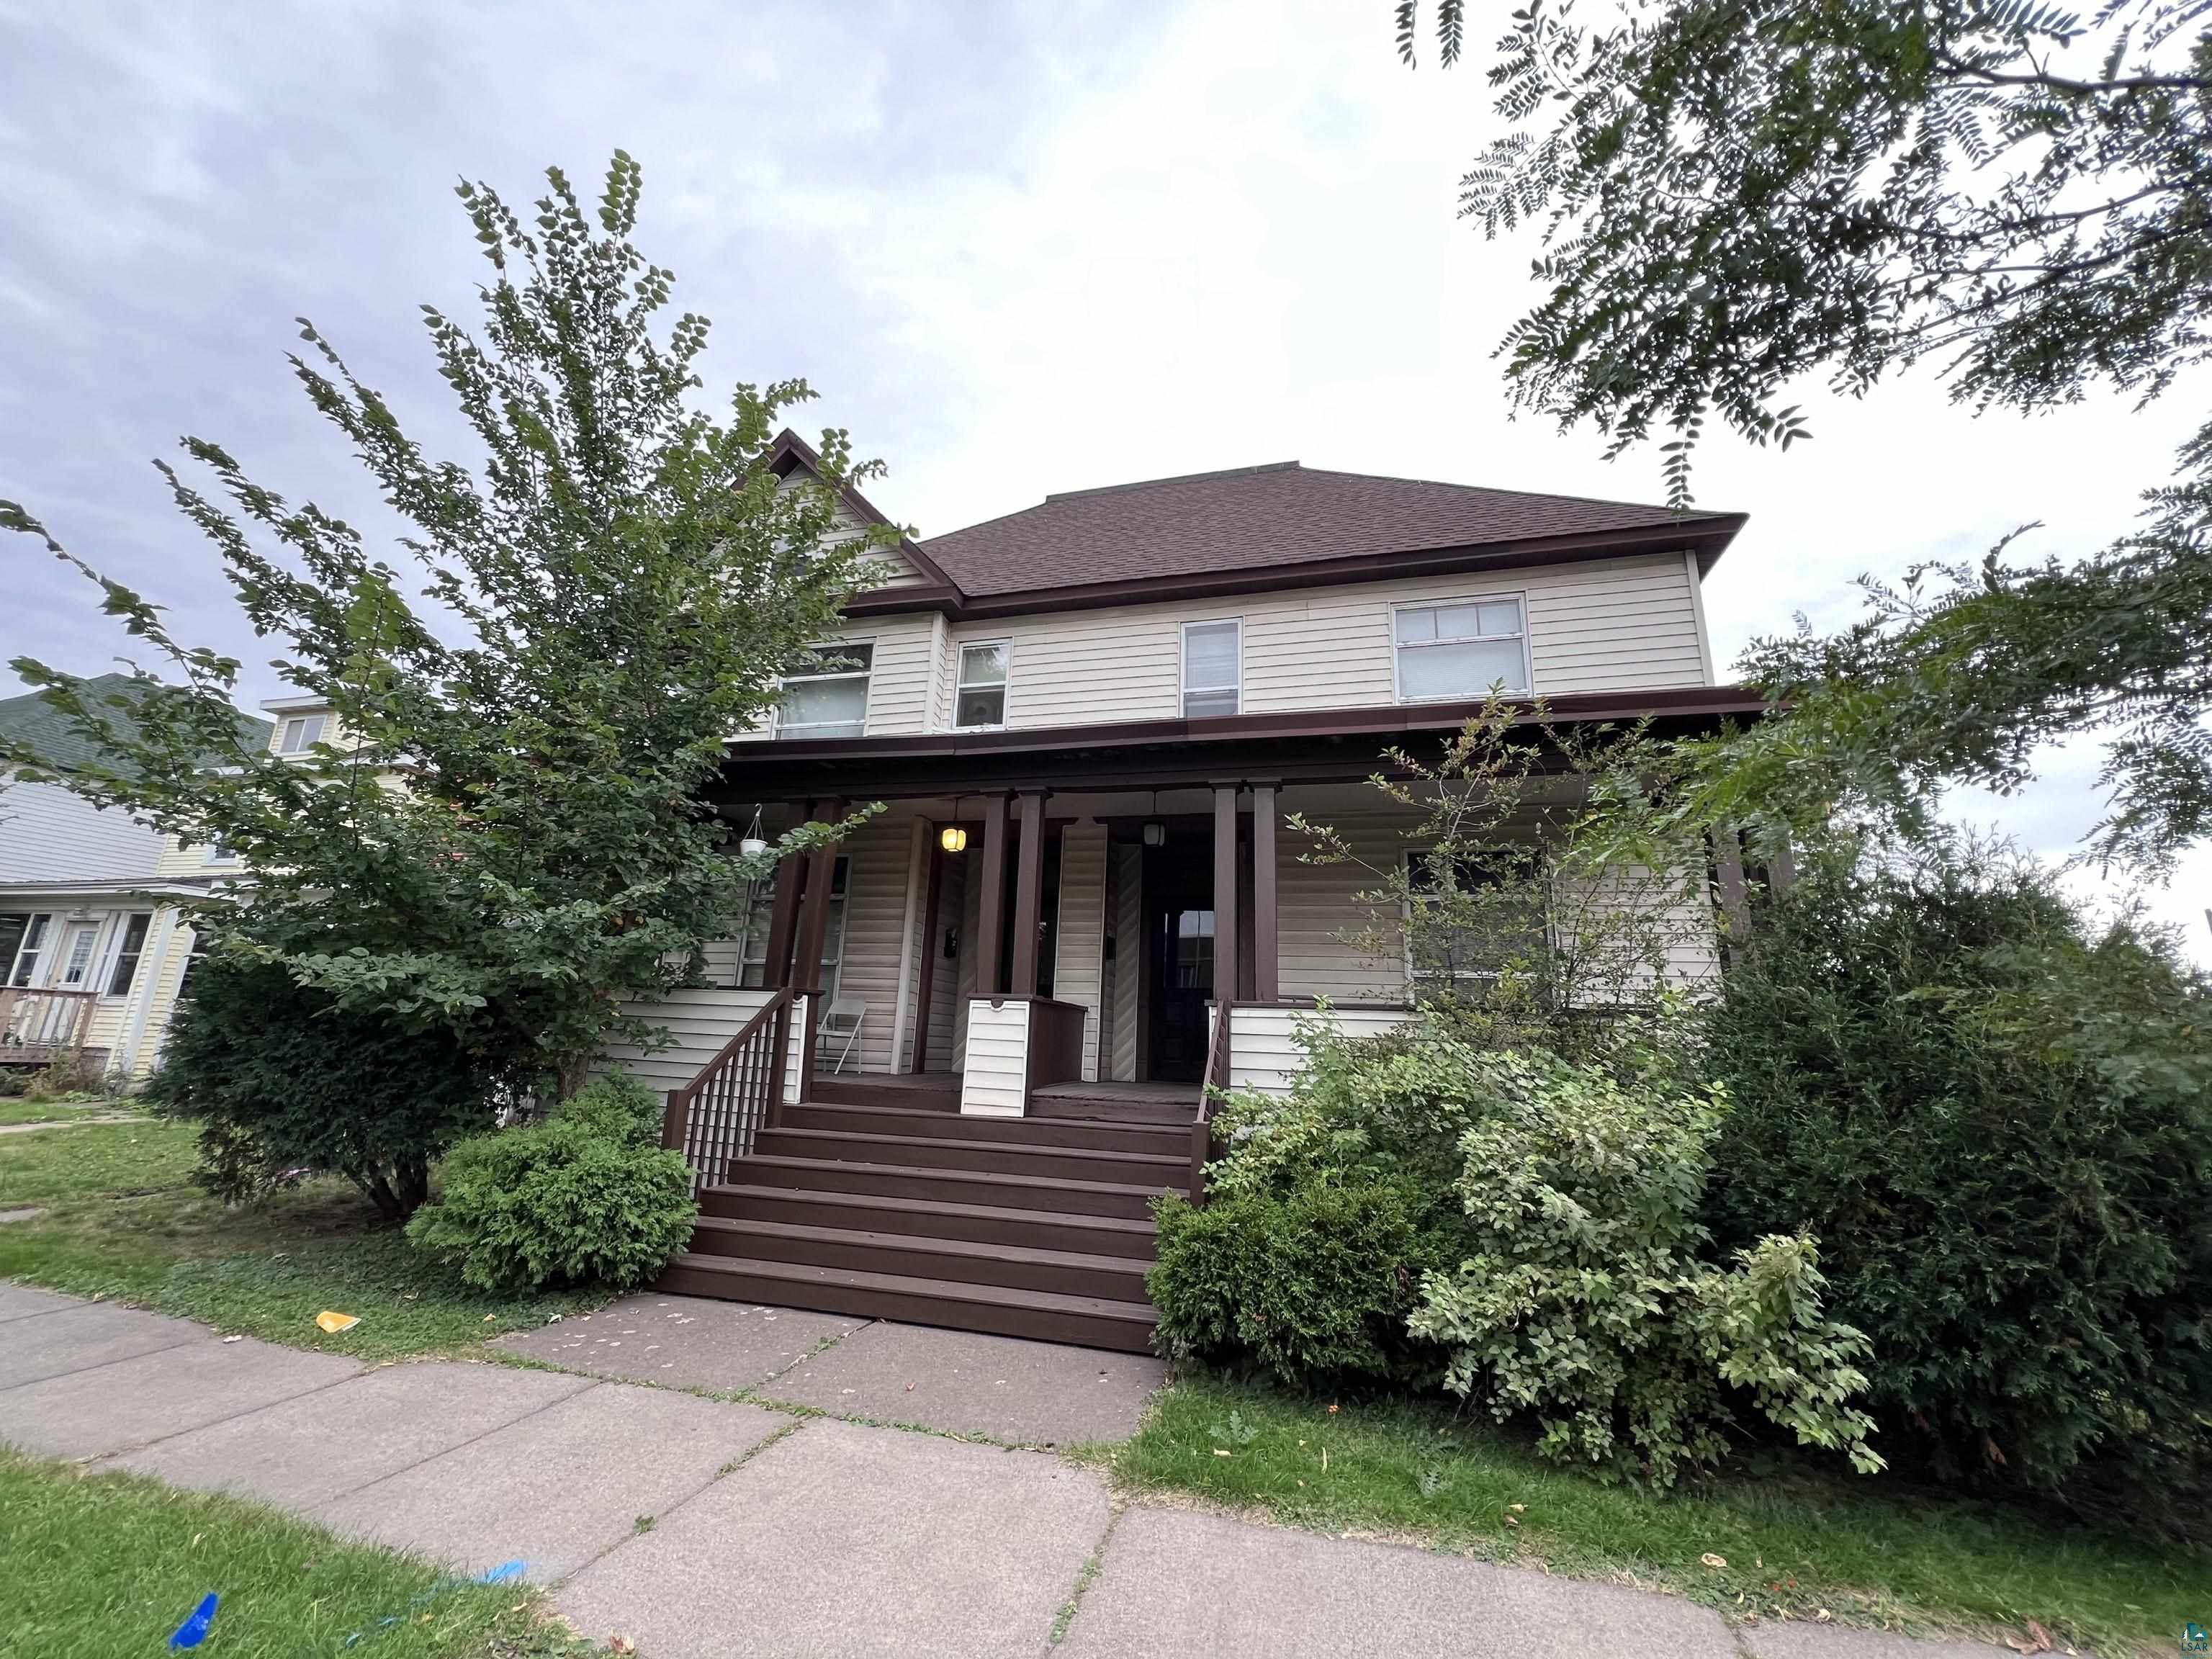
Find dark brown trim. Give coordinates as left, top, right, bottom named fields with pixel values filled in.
left=1023, top=997, right=1089, bottom=1095
left=839, top=516, right=1747, bottom=621
left=1212, top=786, right=1239, bottom=1015
left=765, top=429, right=961, bottom=592
left=911, top=833, right=945, bottom=1074
left=716, top=686, right=1773, bottom=799
left=975, top=793, right=1010, bottom=997
left=791, top=798, right=843, bottom=997
left=1251, top=783, right=1278, bottom=1004
left=1010, top=791, right=1046, bottom=996
left=761, top=845, right=805, bottom=992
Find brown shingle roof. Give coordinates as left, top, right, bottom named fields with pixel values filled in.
left=915, top=462, right=1738, bottom=597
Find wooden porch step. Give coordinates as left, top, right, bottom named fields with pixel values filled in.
left=805, top=1074, right=961, bottom=1111
left=700, top=1183, right=1158, bottom=1260
left=737, top=1155, right=1167, bottom=1220
left=754, top=1127, right=1185, bottom=1187
left=655, top=1252, right=1159, bottom=1355
left=688, top=1215, right=1151, bottom=1303
left=783, top=1100, right=1188, bottom=1156
left=1027, top=1087, right=1198, bottom=1126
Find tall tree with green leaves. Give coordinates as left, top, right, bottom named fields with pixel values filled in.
left=1395, top=0, right=2212, bottom=867
left=1, top=153, right=890, bottom=1110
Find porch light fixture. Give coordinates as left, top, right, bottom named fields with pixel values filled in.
left=737, top=806, right=769, bottom=860
left=939, top=826, right=968, bottom=853
left=1142, top=822, right=1166, bottom=848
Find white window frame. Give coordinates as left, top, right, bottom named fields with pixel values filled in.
left=1390, top=594, right=1532, bottom=704
left=277, top=713, right=328, bottom=755
left=55, top=920, right=103, bottom=990
left=1180, top=617, right=1243, bottom=719
left=102, top=912, right=153, bottom=999
left=952, top=639, right=1012, bottom=731
left=4, top=912, right=53, bottom=987
left=774, top=640, right=874, bottom=741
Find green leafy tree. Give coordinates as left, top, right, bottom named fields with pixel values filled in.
left=1393, top=0, right=2212, bottom=867
left=1, top=153, right=889, bottom=1116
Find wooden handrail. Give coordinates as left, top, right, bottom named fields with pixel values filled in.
left=0, top=986, right=99, bottom=1055
left=662, top=986, right=796, bottom=1191
left=1192, top=998, right=1234, bottom=1205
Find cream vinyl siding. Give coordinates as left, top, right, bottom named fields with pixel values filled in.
left=598, top=987, right=778, bottom=1094
left=927, top=553, right=1707, bottom=734
left=922, top=849, right=968, bottom=1072
left=959, top=999, right=1028, bottom=1115
left=1274, top=814, right=1418, bottom=1003
left=1229, top=1003, right=1416, bottom=1097
left=1107, top=845, right=1141, bottom=1081
left=1053, top=823, right=1108, bottom=1082
left=832, top=815, right=918, bottom=1071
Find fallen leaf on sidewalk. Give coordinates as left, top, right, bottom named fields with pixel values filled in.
left=2004, top=1620, right=2053, bottom=1654
left=608, top=1637, right=636, bottom=1655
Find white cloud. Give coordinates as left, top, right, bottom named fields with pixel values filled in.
left=4, top=0, right=2202, bottom=958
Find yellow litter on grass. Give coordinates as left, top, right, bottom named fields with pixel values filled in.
left=315, top=1310, right=360, bottom=1334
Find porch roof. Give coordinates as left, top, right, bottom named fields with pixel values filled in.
left=714, top=685, right=1772, bottom=801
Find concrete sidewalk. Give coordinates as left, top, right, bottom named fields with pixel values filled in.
left=0, top=1282, right=2007, bottom=1659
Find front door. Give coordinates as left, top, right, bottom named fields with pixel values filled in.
left=1146, top=894, right=1214, bottom=1082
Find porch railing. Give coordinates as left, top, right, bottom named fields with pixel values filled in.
left=0, top=987, right=98, bottom=1060
left=1192, top=998, right=1233, bottom=1205
left=661, top=985, right=794, bottom=1191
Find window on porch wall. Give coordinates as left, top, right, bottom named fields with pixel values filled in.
left=0, top=913, right=40, bottom=986
left=56, top=922, right=102, bottom=989
left=1404, top=848, right=1550, bottom=991
left=733, top=855, right=850, bottom=997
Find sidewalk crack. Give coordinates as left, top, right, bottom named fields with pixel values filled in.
left=1047, top=1502, right=1125, bottom=1649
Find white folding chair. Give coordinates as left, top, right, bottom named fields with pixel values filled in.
left=819, top=997, right=868, bottom=1074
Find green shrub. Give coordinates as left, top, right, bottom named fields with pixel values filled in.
left=1150, top=1179, right=1455, bottom=1385
left=1409, top=1048, right=1881, bottom=1487
left=1703, top=842, right=2212, bottom=1519
left=148, top=956, right=503, bottom=1220
left=405, top=1073, right=696, bottom=1293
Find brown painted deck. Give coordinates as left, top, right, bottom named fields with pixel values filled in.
left=657, top=1074, right=1200, bottom=1352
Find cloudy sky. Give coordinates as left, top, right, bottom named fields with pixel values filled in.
left=4, top=0, right=2204, bottom=956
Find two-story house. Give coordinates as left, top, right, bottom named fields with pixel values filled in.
left=619, top=432, right=1758, bottom=1349
left=0, top=676, right=333, bottom=1084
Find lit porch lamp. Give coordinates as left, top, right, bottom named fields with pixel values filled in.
left=939, top=825, right=968, bottom=853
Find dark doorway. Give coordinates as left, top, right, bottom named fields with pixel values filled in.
left=1143, top=838, right=1215, bottom=1082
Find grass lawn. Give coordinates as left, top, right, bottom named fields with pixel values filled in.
left=0, top=1447, right=595, bottom=1658
left=0, top=1118, right=605, bottom=1361
left=0, top=1094, right=138, bottom=1126
left=1112, top=1377, right=2206, bottom=1659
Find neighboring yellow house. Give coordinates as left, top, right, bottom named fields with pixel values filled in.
left=0, top=678, right=337, bottom=1085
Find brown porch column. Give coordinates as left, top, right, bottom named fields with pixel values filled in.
left=1010, top=791, right=1048, bottom=996
left=975, top=793, right=1010, bottom=997
left=760, top=799, right=813, bottom=989
left=909, top=832, right=946, bottom=1072
left=1251, top=783, right=1279, bottom=1003
left=791, top=797, right=844, bottom=995
left=1212, top=785, right=1240, bottom=1009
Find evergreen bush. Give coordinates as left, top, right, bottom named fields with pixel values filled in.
left=1704, top=842, right=2212, bottom=1521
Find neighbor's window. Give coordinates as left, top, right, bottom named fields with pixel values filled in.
left=277, top=714, right=327, bottom=754
left=1, top=912, right=47, bottom=986
left=1182, top=619, right=1241, bottom=717
left=1394, top=598, right=1528, bottom=701
left=955, top=642, right=1010, bottom=729
left=56, top=922, right=102, bottom=989
left=105, top=912, right=152, bottom=997
left=737, top=855, right=850, bottom=997
left=775, top=643, right=873, bottom=740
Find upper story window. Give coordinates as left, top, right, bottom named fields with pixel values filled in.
left=1182, top=619, right=1241, bottom=718
left=955, top=642, right=1010, bottom=729
left=1395, top=598, right=1529, bottom=701
left=277, top=714, right=327, bottom=754
left=775, top=643, right=873, bottom=741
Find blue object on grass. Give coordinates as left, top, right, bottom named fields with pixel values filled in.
left=478, top=1560, right=526, bottom=1584
left=168, top=1592, right=218, bottom=1648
